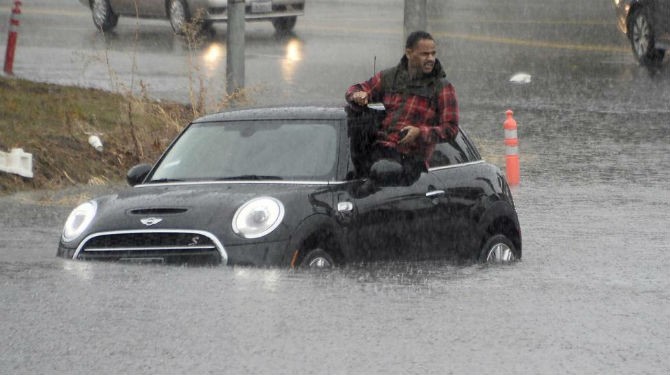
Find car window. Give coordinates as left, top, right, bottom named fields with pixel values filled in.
left=456, top=131, right=481, bottom=161
left=428, top=131, right=479, bottom=167
left=346, top=107, right=383, bottom=179
left=150, top=120, right=339, bottom=181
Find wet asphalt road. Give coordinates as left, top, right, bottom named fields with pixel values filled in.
left=2, top=0, right=670, bottom=373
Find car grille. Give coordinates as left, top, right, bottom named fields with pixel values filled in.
left=75, top=230, right=224, bottom=263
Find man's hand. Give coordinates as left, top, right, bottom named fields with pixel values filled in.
left=351, top=91, right=369, bottom=106
left=398, top=126, right=420, bottom=145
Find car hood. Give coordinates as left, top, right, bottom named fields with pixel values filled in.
left=82, top=182, right=335, bottom=245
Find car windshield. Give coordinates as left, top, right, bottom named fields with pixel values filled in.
left=149, top=120, right=339, bottom=182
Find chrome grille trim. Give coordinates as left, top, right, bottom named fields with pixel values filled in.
left=73, top=229, right=228, bottom=265
left=136, top=180, right=342, bottom=188
left=84, top=245, right=216, bottom=252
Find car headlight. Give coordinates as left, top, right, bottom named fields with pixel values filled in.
left=232, top=197, right=285, bottom=239
left=62, top=201, right=97, bottom=242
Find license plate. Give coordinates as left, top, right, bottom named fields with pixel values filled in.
left=251, top=0, right=272, bottom=13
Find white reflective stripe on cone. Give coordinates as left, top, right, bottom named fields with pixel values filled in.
left=505, top=146, right=519, bottom=156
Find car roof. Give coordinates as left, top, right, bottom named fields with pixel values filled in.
left=192, top=106, right=347, bottom=123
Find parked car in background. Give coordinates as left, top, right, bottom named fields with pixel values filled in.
left=613, top=0, right=670, bottom=65
left=57, top=106, right=522, bottom=268
left=78, top=0, right=305, bottom=34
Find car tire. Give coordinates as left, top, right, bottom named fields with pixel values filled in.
left=91, top=0, right=119, bottom=32
left=629, top=7, right=666, bottom=65
left=299, top=248, right=335, bottom=269
left=479, top=234, right=518, bottom=264
left=169, top=0, right=190, bottom=35
left=272, top=16, right=297, bottom=33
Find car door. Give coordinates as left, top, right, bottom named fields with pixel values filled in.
left=658, top=0, right=670, bottom=43
left=109, top=0, right=137, bottom=16
left=427, top=131, right=486, bottom=259
left=110, top=0, right=164, bottom=17
left=140, top=0, right=166, bottom=17
left=348, top=170, right=445, bottom=262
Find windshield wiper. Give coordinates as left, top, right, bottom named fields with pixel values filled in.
left=216, top=175, right=284, bottom=181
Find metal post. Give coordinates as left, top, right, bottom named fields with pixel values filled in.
left=403, top=0, right=427, bottom=41
left=226, top=0, right=245, bottom=96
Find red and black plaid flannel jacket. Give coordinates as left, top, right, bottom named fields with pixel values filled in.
left=346, top=57, right=459, bottom=164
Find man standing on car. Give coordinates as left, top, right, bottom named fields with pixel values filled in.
left=345, top=30, right=459, bottom=177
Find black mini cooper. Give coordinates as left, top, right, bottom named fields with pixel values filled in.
left=57, top=106, right=521, bottom=268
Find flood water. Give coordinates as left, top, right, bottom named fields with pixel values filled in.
left=2, top=176, right=669, bottom=373
left=2, top=0, right=670, bottom=373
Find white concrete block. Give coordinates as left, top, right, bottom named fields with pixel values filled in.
left=0, top=148, right=34, bottom=178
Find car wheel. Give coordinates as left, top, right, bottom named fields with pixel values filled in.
left=272, top=16, right=297, bottom=33
left=169, top=0, right=190, bottom=35
left=299, top=248, right=334, bottom=269
left=629, top=7, right=666, bottom=65
left=91, top=0, right=119, bottom=32
left=479, top=234, right=518, bottom=264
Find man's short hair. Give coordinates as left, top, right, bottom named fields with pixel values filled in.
left=405, top=31, right=434, bottom=49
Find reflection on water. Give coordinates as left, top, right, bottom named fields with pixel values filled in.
left=234, top=267, right=283, bottom=292
left=194, top=35, right=304, bottom=84
left=219, top=260, right=513, bottom=299
left=281, top=37, right=304, bottom=84
left=74, top=22, right=310, bottom=103
left=201, top=42, right=225, bottom=77
left=62, top=260, right=95, bottom=281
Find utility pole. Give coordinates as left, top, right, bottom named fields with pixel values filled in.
left=403, top=0, right=427, bottom=41
left=226, top=0, right=245, bottom=96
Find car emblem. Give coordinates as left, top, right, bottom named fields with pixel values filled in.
left=188, top=236, right=201, bottom=246
left=140, top=217, right=163, bottom=226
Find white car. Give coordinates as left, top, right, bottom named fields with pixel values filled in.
left=79, top=0, right=305, bottom=34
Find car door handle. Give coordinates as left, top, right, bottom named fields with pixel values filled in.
left=425, top=190, right=445, bottom=198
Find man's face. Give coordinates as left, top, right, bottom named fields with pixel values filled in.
left=406, top=38, right=437, bottom=76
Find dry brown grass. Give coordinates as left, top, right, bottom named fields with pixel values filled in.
left=0, top=76, right=192, bottom=195
left=0, top=13, right=259, bottom=195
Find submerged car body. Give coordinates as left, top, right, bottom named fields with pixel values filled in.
left=78, top=0, right=305, bottom=34
left=57, top=106, right=522, bottom=268
left=613, top=0, right=670, bottom=65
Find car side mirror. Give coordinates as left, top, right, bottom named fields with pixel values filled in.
left=126, top=164, right=152, bottom=186
left=369, top=159, right=404, bottom=186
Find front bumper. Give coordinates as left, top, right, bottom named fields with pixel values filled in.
left=224, top=239, right=293, bottom=267
left=195, top=0, right=305, bottom=21
left=57, top=229, right=293, bottom=267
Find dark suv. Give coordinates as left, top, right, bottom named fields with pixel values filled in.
left=614, top=0, right=670, bottom=65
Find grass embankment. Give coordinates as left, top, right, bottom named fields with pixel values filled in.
left=0, top=76, right=193, bottom=195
